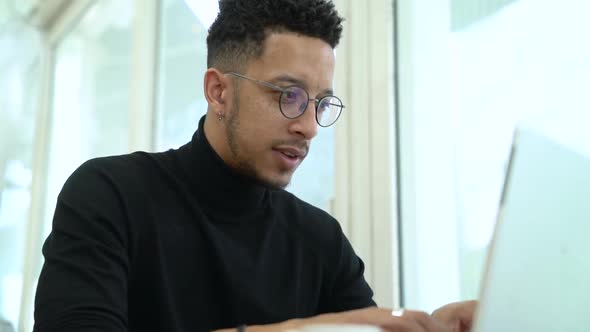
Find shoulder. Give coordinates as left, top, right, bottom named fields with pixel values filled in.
left=57, top=151, right=180, bottom=215
left=55, top=151, right=177, bottom=237
left=64, top=150, right=173, bottom=192
left=72, top=151, right=166, bottom=178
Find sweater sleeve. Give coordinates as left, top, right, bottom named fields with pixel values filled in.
left=322, top=222, right=377, bottom=313
left=33, top=159, right=130, bottom=332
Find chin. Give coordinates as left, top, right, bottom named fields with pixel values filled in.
left=262, top=176, right=291, bottom=190
left=256, top=172, right=293, bottom=190
left=236, top=159, right=295, bottom=189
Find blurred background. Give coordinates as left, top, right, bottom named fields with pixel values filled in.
left=1, top=0, right=590, bottom=331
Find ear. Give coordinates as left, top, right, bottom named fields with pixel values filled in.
left=203, top=68, right=230, bottom=116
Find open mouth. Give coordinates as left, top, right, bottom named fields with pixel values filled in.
left=272, top=147, right=305, bottom=170
left=280, top=151, right=298, bottom=159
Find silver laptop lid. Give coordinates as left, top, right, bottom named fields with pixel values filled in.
left=472, top=128, right=590, bottom=332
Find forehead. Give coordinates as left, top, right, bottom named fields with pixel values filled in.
left=246, top=32, right=336, bottom=89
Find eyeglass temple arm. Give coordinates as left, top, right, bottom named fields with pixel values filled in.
left=226, top=72, right=285, bottom=92
left=309, top=98, right=346, bottom=108
left=228, top=72, right=346, bottom=108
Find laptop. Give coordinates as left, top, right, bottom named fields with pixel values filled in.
left=472, top=128, right=590, bottom=331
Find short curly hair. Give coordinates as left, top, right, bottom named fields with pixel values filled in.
left=206, top=0, right=343, bottom=71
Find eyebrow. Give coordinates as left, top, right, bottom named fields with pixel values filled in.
left=271, top=74, right=334, bottom=96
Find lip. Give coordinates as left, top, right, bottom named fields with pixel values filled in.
left=273, top=146, right=306, bottom=158
left=272, top=146, right=307, bottom=170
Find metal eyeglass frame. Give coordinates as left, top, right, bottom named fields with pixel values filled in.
left=225, top=72, right=345, bottom=127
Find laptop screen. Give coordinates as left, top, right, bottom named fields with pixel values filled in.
left=472, top=128, right=590, bottom=332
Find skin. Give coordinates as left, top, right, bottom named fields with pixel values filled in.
left=203, top=32, right=334, bottom=189
left=431, top=300, right=478, bottom=332
left=213, top=305, right=476, bottom=332
left=204, top=30, right=478, bottom=332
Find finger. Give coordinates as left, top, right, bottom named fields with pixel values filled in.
left=402, top=310, right=444, bottom=331
left=344, top=308, right=423, bottom=332
left=392, top=309, right=405, bottom=317
left=366, top=309, right=429, bottom=332
left=459, top=300, right=478, bottom=326
left=380, top=317, right=422, bottom=332
left=432, top=300, right=478, bottom=330
left=325, top=307, right=439, bottom=332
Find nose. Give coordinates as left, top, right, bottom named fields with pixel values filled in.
left=289, top=100, right=318, bottom=140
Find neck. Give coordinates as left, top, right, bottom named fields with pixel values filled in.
left=178, top=115, right=269, bottom=218
left=203, top=111, right=232, bottom=166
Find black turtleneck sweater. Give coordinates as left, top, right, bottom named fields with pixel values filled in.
left=34, top=116, right=375, bottom=332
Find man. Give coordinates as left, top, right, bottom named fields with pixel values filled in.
left=33, top=0, right=476, bottom=331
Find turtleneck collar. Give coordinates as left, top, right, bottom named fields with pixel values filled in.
left=177, top=115, right=270, bottom=216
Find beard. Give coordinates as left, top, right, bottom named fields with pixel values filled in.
left=224, top=97, right=292, bottom=190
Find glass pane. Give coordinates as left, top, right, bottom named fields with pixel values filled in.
left=288, top=127, right=335, bottom=212
left=156, top=0, right=213, bottom=149
left=39, top=0, right=134, bottom=288
left=451, top=0, right=590, bottom=299
left=400, top=0, right=590, bottom=310
left=157, top=0, right=336, bottom=211
left=0, top=21, right=41, bottom=331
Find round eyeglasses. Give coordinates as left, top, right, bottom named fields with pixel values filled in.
left=226, top=72, right=345, bottom=127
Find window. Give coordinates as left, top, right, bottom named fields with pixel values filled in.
left=42, top=0, right=135, bottom=240
left=398, top=0, right=590, bottom=310
left=0, top=21, right=41, bottom=331
left=156, top=0, right=211, bottom=150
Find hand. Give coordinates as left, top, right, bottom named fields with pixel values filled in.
left=431, top=300, right=478, bottom=332
left=214, top=307, right=455, bottom=332
left=287, top=307, right=454, bottom=332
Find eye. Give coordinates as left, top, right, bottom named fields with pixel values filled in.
left=282, top=88, right=300, bottom=104
left=317, top=98, right=331, bottom=114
